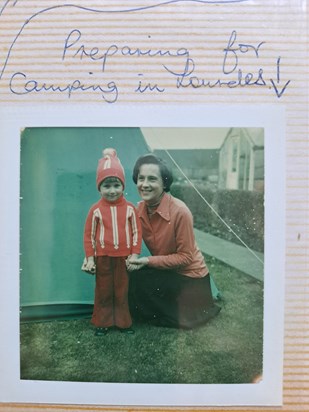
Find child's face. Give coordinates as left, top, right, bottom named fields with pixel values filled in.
left=99, top=178, right=123, bottom=202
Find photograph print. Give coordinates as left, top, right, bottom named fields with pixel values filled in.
left=19, top=126, right=264, bottom=385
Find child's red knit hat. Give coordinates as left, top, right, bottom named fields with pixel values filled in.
left=96, top=148, right=125, bottom=190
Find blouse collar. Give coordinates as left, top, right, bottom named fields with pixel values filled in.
left=139, top=192, right=171, bottom=222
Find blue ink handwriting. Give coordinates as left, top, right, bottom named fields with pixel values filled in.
left=269, top=57, right=291, bottom=98
left=9, top=71, right=118, bottom=103
left=0, top=1, right=251, bottom=81
left=164, top=30, right=290, bottom=97
left=0, top=3, right=291, bottom=101
left=135, top=74, right=165, bottom=93
left=222, top=30, right=265, bottom=74
left=62, top=29, right=189, bottom=73
left=0, top=0, right=11, bottom=17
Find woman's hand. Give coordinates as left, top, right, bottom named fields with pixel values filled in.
left=126, top=255, right=149, bottom=271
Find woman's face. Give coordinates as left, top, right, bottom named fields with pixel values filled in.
left=137, top=163, right=164, bottom=204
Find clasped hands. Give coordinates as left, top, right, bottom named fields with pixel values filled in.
left=126, top=254, right=149, bottom=272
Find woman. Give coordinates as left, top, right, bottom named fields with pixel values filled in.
left=127, top=154, right=221, bottom=329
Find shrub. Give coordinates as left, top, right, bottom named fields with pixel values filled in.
left=171, top=184, right=264, bottom=252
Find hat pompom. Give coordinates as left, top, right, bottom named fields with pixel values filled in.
left=103, top=148, right=116, bottom=157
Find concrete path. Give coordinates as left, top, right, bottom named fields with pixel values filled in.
left=194, top=229, right=264, bottom=282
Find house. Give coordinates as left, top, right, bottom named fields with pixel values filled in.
left=218, top=128, right=264, bottom=192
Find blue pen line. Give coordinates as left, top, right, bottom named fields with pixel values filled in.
left=0, top=0, right=11, bottom=16
left=0, top=0, right=250, bottom=80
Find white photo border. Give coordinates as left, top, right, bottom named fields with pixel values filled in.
left=0, top=104, right=285, bottom=407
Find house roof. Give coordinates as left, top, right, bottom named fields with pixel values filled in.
left=244, top=128, right=264, bottom=148
left=220, top=128, right=264, bottom=149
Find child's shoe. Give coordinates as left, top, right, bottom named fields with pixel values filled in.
left=119, top=327, right=135, bottom=334
left=94, top=327, right=109, bottom=336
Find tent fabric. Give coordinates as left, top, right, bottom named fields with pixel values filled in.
left=20, top=127, right=150, bottom=320
left=20, top=304, right=94, bottom=323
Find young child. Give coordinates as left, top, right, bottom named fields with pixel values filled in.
left=82, top=148, right=142, bottom=336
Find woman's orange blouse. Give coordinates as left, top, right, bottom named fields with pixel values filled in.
left=137, top=192, right=209, bottom=278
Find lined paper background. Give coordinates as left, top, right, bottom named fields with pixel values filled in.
left=0, top=0, right=308, bottom=411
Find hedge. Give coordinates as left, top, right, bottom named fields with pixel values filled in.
left=171, top=184, right=264, bottom=253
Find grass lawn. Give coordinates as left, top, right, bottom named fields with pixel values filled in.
left=20, top=255, right=263, bottom=384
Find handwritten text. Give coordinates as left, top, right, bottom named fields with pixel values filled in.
left=7, top=29, right=291, bottom=102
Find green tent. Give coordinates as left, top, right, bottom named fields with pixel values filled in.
left=20, top=127, right=150, bottom=321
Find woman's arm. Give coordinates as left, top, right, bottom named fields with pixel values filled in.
left=128, top=205, right=196, bottom=271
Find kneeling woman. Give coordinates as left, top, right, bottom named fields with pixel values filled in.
left=127, top=154, right=221, bottom=329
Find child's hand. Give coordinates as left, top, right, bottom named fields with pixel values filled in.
left=81, top=256, right=96, bottom=274
left=126, top=255, right=149, bottom=271
left=126, top=263, right=140, bottom=271
left=126, top=254, right=140, bottom=272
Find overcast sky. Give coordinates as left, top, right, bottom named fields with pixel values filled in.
left=141, top=128, right=229, bottom=150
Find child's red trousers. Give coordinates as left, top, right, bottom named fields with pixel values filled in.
left=91, top=256, right=132, bottom=328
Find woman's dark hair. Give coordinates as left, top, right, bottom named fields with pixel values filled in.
left=132, top=154, right=173, bottom=192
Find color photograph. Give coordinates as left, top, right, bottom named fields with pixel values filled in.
left=19, top=126, right=264, bottom=385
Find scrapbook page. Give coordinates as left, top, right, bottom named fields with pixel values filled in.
left=0, top=1, right=307, bottom=411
